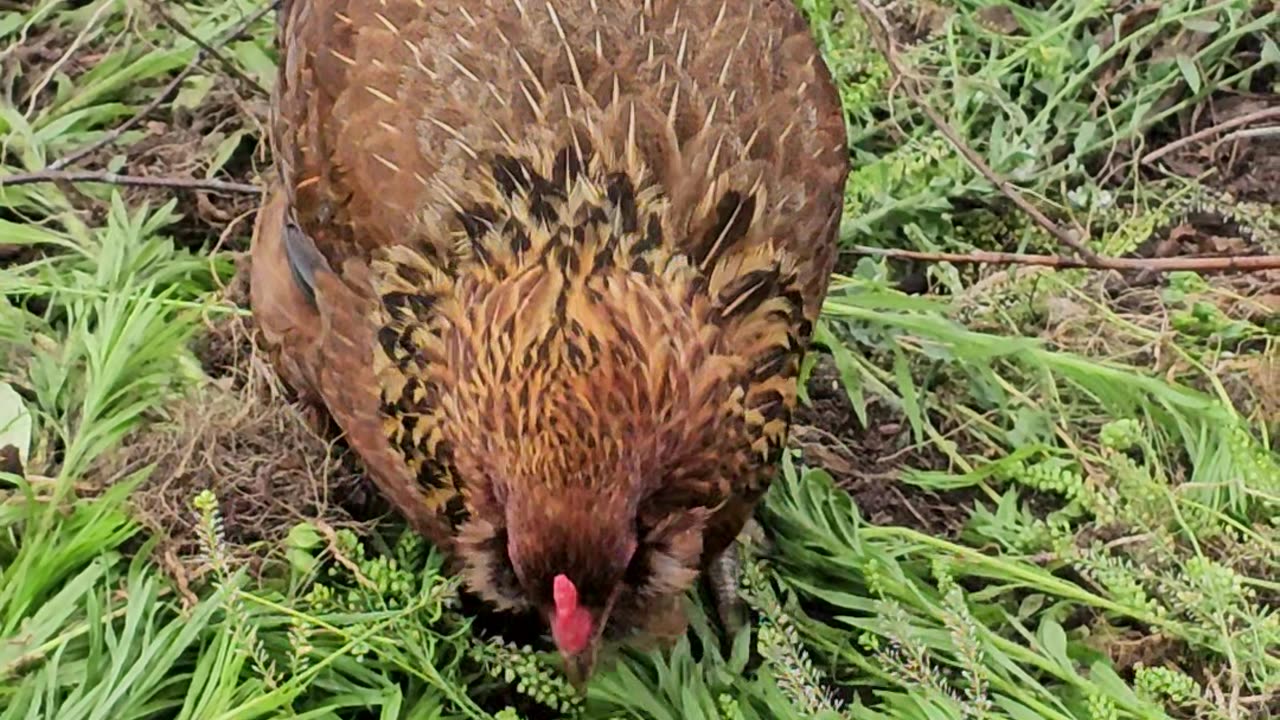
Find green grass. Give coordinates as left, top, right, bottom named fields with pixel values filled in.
left=1, top=1, right=1278, bottom=719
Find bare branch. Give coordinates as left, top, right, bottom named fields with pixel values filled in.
left=0, top=169, right=261, bottom=196
left=850, top=245, right=1280, bottom=273
left=852, top=0, right=1099, bottom=262
left=1141, top=106, right=1280, bottom=165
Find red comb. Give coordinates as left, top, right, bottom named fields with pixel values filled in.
left=551, top=574, right=591, bottom=655
left=553, top=574, right=578, bottom=613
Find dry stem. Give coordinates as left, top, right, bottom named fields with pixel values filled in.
left=852, top=0, right=1099, bottom=262
left=0, top=169, right=261, bottom=195
left=1141, top=106, right=1280, bottom=166
left=850, top=245, right=1280, bottom=273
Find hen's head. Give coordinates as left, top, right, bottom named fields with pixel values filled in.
left=457, top=482, right=707, bottom=685
left=503, top=489, right=639, bottom=683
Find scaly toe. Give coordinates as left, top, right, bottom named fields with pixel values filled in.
left=707, top=542, right=747, bottom=637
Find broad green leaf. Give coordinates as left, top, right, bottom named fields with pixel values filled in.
left=1180, top=18, right=1221, bottom=33
left=1036, top=617, right=1073, bottom=675
left=174, top=75, right=217, bottom=110
left=205, top=129, right=248, bottom=178
left=0, top=382, right=32, bottom=466
left=1263, top=37, right=1280, bottom=65
left=893, top=349, right=922, bottom=442
left=1175, top=55, right=1202, bottom=94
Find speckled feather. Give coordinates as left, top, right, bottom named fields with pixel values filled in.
left=252, top=0, right=847, bottom=636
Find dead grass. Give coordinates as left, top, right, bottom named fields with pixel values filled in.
left=86, top=294, right=383, bottom=584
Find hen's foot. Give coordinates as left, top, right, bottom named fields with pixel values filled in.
left=739, top=516, right=768, bottom=551
left=630, top=595, right=690, bottom=652
left=707, top=517, right=770, bottom=638
left=707, top=540, right=747, bottom=637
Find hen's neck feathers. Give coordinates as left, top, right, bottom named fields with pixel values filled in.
left=370, top=155, right=782, bottom=492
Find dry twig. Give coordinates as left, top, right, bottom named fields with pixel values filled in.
left=850, top=245, right=1280, bottom=273
left=0, top=169, right=261, bottom=195
left=148, top=2, right=272, bottom=98
left=1141, top=106, right=1280, bottom=165
left=313, top=520, right=378, bottom=591
left=49, top=3, right=277, bottom=172
left=852, top=0, right=1099, bottom=262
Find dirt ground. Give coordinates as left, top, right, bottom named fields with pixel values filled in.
left=791, top=357, right=979, bottom=536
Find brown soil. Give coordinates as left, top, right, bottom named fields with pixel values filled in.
left=792, top=356, right=978, bottom=538
left=1150, top=94, right=1280, bottom=207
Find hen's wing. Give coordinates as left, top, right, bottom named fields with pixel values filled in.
left=250, top=184, right=453, bottom=544
left=251, top=0, right=466, bottom=545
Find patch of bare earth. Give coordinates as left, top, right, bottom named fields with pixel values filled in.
left=792, top=356, right=977, bottom=537
left=1147, top=92, right=1280, bottom=209
left=110, top=84, right=268, bottom=251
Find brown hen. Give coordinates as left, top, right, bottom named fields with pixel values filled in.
left=250, top=0, right=848, bottom=683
